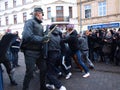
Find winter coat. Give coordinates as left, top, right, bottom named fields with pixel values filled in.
left=11, top=37, right=21, bottom=52
left=78, top=36, right=89, bottom=51
left=21, top=17, right=44, bottom=51
left=0, top=33, right=17, bottom=63
left=63, top=30, right=79, bottom=52
left=48, top=29, right=61, bottom=52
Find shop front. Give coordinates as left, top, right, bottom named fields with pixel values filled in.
left=88, top=23, right=120, bottom=30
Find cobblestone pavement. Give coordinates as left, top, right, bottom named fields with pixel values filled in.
left=2, top=52, right=120, bottom=90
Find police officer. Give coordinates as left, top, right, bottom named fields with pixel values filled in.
left=21, top=7, right=50, bottom=90
left=46, top=25, right=67, bottom=90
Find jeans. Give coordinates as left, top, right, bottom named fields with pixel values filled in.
left=74, top=50, right=89, bottom=73
left=81, top=50, right=94, bottom=67
left=12, top=51, right=19, bottom=67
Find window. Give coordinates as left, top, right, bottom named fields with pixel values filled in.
left=47, top=7, right=51, bottom=19
left=5, top=1, right=8, bottom=10
left=23, top=12, right=27, bottom=22
left=22, top=0, right=26, bottom=5
left=14, top=15, right=17, bottom=24
left=98, top=1, right=106, bottom=16
left=69, top=7, right=72, bottom=18
left=56, top=6, right=63, bottom=21
left=5, top=16, right=8, bottom=25
left=13, top=0, right=17, bottom=7
left=84, top=5, right=91, bottom=18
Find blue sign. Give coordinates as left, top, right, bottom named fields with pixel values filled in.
left=88, top=23, right=120, bottom=30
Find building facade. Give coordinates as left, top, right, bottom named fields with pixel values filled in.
left=77, top=0, right=120, bottom=31
left=0, top=0, right=78, bottom=37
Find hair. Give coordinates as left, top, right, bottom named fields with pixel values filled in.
left=67, top=28, right=73, bottom=31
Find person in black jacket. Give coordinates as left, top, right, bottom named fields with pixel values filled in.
left=114, top=28, right=120, bottom=65
left=11, top=31, right=21, bottom=68
left=21, top=7, right=51, bottom=90
left=0, top=33, right=18, bottom=85
left=78, top=34, right=94, bottom=69
left=46, top=25, right=66, bottom=90
left=62, top=25, right=90, bottom=78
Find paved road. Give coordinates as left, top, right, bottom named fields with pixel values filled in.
left=2, top=52, right=120, bottom=90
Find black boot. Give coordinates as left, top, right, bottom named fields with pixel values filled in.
left=9, top=68, right=18, bottom=86
left=11, top=80, right=18, bottom=86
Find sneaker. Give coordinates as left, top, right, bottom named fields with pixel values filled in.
left=65, top=72, right=72, bottom=80
left=83, top=72, right=90, bottom=78
left=46, top=84, right=55, bottom=89
left=59, top=86, right=66, bottom=90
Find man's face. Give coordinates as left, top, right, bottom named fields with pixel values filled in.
left=36, top=11, right=44, bottom=20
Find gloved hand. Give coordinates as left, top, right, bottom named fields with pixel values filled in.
left=42, top=35, right=50, bottom=42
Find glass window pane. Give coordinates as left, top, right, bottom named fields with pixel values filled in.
left=98, top=1, right=106, bottom=16
left=84, top=5, right=91, bottom=18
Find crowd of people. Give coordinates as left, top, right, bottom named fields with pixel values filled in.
left=0, top=7, right=120, bottom=90
left=85, top=28, right=120, bottom=65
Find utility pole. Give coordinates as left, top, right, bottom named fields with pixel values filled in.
left=80, top=0, right=82, bottom=34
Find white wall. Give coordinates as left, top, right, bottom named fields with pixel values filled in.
left=64, top=5, right=69, bottom=17
left=51, top=6, right=56, bottom=17
left=16, top=0, right=22, bottom=6
left=17, top=12, right=23, bottom=23
left=8, top=0, right=13, bottom=8
left=9, top=14, right=14, bottom=25
left=0, top=1, right=5, bottom=11
left=1, top=16, right=5, bottom=26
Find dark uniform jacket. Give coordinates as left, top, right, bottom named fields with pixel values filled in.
left=48, top=29, right=61, bottom=52
left=21, top=17, right=44, bottom=51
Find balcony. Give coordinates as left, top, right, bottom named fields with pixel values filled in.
left=51, top=16, right=69, bottom=22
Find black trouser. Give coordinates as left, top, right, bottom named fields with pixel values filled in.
left=46, top=51, right=62, bottom=89
left=23, top=50, right=47, bottom=90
